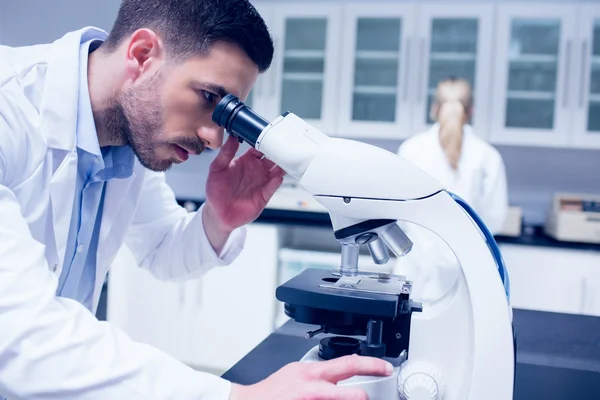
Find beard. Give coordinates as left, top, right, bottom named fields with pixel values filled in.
left=99, top=70, right=205, bottom=172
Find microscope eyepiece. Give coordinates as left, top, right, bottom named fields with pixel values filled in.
left=212, top=94, right=269, bottom=147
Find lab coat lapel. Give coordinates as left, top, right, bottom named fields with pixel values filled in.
left=94, top=165, right=141, bottom=302
left=41, top=27, right=109, bottom=267
left=99, top=173, right=136, bottom=246
left=49, top=151, right=77, bottom=265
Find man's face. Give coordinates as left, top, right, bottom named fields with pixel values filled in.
left=107, top=41, right=259, bottom=172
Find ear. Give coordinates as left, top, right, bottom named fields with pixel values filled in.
left=124, top=28, right=164, bottom=81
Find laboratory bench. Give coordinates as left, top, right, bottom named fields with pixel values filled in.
left=222, top=309, right=600, bottom=400
left=176, top=198, right=600, bottom=253
left=97, top=198, right=600, bottom=389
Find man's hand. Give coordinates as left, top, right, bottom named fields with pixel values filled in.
left=203, top=135, right=286, bottom=254
left=229, top=354, right=394, bottom=400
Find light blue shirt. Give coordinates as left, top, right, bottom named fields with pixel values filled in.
left=56, top=38, right=135, bottom=311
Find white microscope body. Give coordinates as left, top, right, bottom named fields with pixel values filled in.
left=213, top=97, right=515, bottom=400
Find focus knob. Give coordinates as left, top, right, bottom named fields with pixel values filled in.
left=397, top=361, right=444, bottom=400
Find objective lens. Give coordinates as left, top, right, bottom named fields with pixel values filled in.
left=212, top=94, right=269, bottom=147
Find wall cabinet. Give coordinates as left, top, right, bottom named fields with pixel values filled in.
left=250, top=1, right=599, bottom=149
left=489, top=5, right=577, bottom=147
left=336, top=3, right=416, bottom=139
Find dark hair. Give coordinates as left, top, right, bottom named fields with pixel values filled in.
left=102, top=0, right=274, bottom=72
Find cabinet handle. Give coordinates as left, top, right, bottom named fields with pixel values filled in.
left=417, top=38, right=427, bottom=103
left=579, top=40, right=589, bottom=109
left=402, top=37, right=412, bottom=102
left=562, top=40, right=572, bottom=109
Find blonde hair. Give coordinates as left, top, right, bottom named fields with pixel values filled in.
left=434, top=76, right=473, bottom=113
left=432, top=77, right=473, bottom=170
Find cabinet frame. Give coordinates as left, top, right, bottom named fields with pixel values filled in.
left=572, top=5, right=600, bottom=149
left=266, top=3, right=343, bottom=134
left=411, top=3, right=495, bottom=139
left=335, top=3, right=417, bottom=139
left=489, top=5, right=578, bottom=147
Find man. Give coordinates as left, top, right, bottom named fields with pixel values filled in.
left=394, top=77, right=509, bottom=303
left=0, top=0, right=391, bottom=399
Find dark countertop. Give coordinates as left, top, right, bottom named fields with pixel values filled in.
left=177, top=198, right=600, bottom=253
left=222, top=309, right=600, bottom=400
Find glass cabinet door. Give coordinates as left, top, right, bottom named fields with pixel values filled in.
left=412, top=5, right=494, bottom=137
left=574, top=9, right=600, bottom=149
left=336, top=4, right=415, bottom=139
left=588, top=20, right=600, bottom=133
left=505, top=19, right=560, bottom=130
left=426, top=18, right=479, bottom=124
left=280, top=17, right=327, bottom=120
left=490, top=6, right=575, bottom=147
left=270, top=5, right=341, bottom=134
left=351, top=18, right=402, bottom=123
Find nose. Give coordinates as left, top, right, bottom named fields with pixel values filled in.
left=198, top=124, right=225, bottom=150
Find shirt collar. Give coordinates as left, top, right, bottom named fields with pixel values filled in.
left=77, top=39, right=135, bottom=181
left=77, top=39, right=103, bottom=157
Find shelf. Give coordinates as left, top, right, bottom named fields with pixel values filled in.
left=284, top=50, right=325, bottom=59
left=507, top=90, right=555, bottom=100
left=353, top=85, right=397, bottom=95
left=509, top=54, right=558, bottom=63
left=355, top=50, right=399, bottom=60
left=282, top=72, right=324, bottom=81
left=592, top=56, right=600, bottom=66
left=589, top=94, right=600, bottom=102
left=430, top=52, right=476, bottom=61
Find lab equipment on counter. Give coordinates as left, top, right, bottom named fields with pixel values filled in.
left=545, top=193, right=600, bottom=244
left=212, top=95, right=514, bottom=400
left=498, top=206, right=523, bottom=237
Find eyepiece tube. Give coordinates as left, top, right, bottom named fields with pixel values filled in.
left=212, top=94, right=269, bottom=147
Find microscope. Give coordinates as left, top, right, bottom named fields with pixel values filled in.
left=213, top=95, right=515, bottom=400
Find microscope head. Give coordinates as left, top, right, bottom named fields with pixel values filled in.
left=212, top=95, right=444, bottom=271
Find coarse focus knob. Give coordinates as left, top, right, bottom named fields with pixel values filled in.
left=397, top=361, right=445, bottom=400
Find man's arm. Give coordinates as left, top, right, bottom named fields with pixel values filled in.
left=124, top=134, right=285, bottom=282
left=122, top=169, right=247, bottom=282
left=0, top=96, right=231, bottom=399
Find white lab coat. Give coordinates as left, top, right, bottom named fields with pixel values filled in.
left=393, top=124, right=508, bottom=303
left=0, top=27, right=246, bottom=399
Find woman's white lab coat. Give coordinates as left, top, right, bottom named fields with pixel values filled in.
left=393, top=124, right=509, bottom=303
left=0, top=27, right=245, bottom=399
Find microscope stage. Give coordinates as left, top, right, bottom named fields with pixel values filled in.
left=276, top=268, right=412, bottom=319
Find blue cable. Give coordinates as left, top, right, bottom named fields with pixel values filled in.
left=447, top=192, right=511, bottom=299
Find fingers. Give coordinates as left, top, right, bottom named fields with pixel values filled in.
left=211, top=134, right=240, bottom=170
left=309, top=354, right=393, bottom=384
left=269, top=165, right=286, bottom=178
left=262, top=174, right=284, bottom=202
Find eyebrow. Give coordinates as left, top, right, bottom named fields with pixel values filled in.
left=192, top=81, right=229, bottom=99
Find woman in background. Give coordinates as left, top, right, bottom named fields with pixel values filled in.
left=398, top=76, right=508, bottom=233
left=394, top=77, right=509, bottom=303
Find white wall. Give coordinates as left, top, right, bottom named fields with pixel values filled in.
left=0, top=0, right=121, bottom=46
